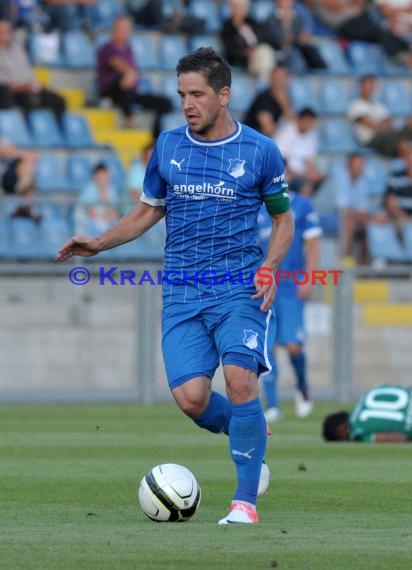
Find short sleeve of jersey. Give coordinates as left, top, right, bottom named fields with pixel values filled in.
left=141, top=137, right=167, bottom=207
left=260, top=138, right=288, bottom=199
left=301, top=198, right=323, bottom=240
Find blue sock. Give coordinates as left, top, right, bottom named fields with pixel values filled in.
left=290, top=351, right=309, bottom=400
left=262, top=357, right=278, bottom=408
left=229, top=398, right=267, bottom=505
left=193, top=391, right=231, bottom=435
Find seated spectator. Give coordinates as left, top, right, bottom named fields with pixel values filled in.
left=373, top=0, right=412, bottom=44
left=96, top=16, right=173, bottom=135
left=310, top=0, right=412, bottom=68
left=124, top=142, right=154, bottom=208
left=79, top=161, right=120, bottom=234
left=42, top=0, right=96, bottom=32
left=220, top=0, right=276, bottom=81
left=0, top=20, right=66, bottom=124
left=347, top=75, right=412, bottom=158
left=159, top=0, right=206, bottom=35
left=276, top=107, right=324, bottom=196
left=258, top=0, right=327, bottom=73
left=9, top=0, right=48, bottom=30
left=243, top=64, right=295, bottom=137
left=337, top=153, right=386, bottom=263
left=383, top=148, right=412, bottom=229
left=127, top=0, right=163, bottom=28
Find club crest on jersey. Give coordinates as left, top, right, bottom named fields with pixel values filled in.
left=243, top=329, right=258, bottom=349
left=227, top=159, right=245, bottom=179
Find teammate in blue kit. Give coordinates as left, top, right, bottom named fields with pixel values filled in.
left=56, top=48, right=294, bottom=524
left=258, top=191, right=322, bottom=421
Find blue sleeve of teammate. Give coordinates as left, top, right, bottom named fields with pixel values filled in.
left=141, top=140, right=167, bottom=207
left=301, top=198, right=323, bottom=239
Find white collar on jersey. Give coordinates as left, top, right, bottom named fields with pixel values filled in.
left=185, top=121, right=242, bottom=146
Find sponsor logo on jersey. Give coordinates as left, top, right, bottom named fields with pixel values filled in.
left=273, top=172, right=286, bottom=184
left=227, top=158, right=245, bottom=179
left=243, top=329, right=258, bottom=349
left=172, top=181, right=235, bottom=200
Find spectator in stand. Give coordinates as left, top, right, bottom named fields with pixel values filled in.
left=220, top=0, right=276, bottom=81
left=347, top=75, right=412, bottom=158
left=310, top=0, right=412, bottom=68
left=126, top=0, right=164, bottom=28
left=337, top=152, right=386, bottom=263
left=96, top=16, right=173, bottom=135
left=276, top=107, right=324, bottom=196
left=243, top=64, right=295, bottom=137
left=42, top=0, right=96, bottom=31
left=384, top=148, right=412, bottom=229
left=258, top=0, right=327, bottom=72
left=373, top=0, right=412, bottom=44
left=79, top=161, right=120, bottom=234
left=0, top=20, right=66, bottom=124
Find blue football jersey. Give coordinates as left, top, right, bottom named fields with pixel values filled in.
left=257, top=192, right=322, bottom=297
left=141, top=122, right=287, bottom=303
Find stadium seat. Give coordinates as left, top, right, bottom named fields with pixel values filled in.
left=27, top=110, right=64, bottom=148
left=35, top=154, right=71, bottom=192
left=61, top=113, right=97, bottom=148
left=130, top=33, right=160, bottom=70
left=367, top=223, right=407, bottom=263
left=189, top=0, right=222, bottom=33
left=61, top=31, right=96, bottom=69
left=288, top=78, right=319, bottom=113
left=28, top=32, right=62, bottom=67
left=318, top=118, right=359, bottom=154
left=67, top=154, right=93, bottom=191
left=99, top=154, right=126, bottom=190
left=363, top=157, right=388, bottom=213
left=158, top=35, right=188, bottom=71
left=190, top=35, right=223, bottom=54
left=161, top=112, right=185, bottom=131
left=230, top=74, right=256, bottom=114
left=90, top=0, right=122, bottom=30
left=249, top=1, right=274, bottom=22
left=347, top=41, right=383, bottom=76
left=318, top=78, right=350, bottom=115
left=0, top=110, right=33, bottom=147
left=161, top=74, right=181, bottom=110
left=381, top=81, right=412, bottom=117
left=314, top=40, right=350, bottom=75
left=402, top=223, right=412, bottom=262
left=39, top=217, right=73, bottom=258
left=9, top=217, right=42, bottom=260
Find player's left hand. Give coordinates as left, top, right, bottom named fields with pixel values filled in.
left=252, top=266, right=276, bottom=312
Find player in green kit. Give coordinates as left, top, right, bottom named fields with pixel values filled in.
left=322, top=384, right=412, bottom=442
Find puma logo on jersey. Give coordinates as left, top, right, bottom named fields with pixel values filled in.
left=232, top=448, right=255, bottom=460
left=170, top=158, right=185, bottom=170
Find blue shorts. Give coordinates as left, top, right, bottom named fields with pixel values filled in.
left=274, top=296, right=305, bottom=346
left=162, top=295, right=275, bottom=390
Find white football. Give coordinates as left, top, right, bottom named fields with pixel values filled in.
left=138, top=463, right=201, bottom=522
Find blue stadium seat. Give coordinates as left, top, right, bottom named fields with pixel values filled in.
left=314, top=40, right=350, bottom=75
left=189, top=0, right=222, bottom=33
left=90, top=0, right=122, bottom=30
left=130, top=33, right=160, bottom=70
left=402, top=223, right=412, bottom=262
left=363, top=158, right=388, bottom=213
left=62, top=113, right=96, bottom=148
left=0, top=217, right=10, bottom=259
left=230, top=75, right=256, bottom=113
left=67, top=154, right=93, bottom=191
left=367, top=223, right=407, bottom=263
left=381, top=81, right=412, bottom=117
left=190, top=35, right=222, bottom=54
left=61, top=31, right=96, bottom=68
left=318, top=78, right=350, bottom=115
left=39, top=217, right=73, bottom=258
left=28, top=32, right=62, bottom=66
left=27, top=110, right=64, bottom=148
left=161, top=112, right=185, bottom=132
left=288, top=78, right=319, bottom=113
left=99, top=154, right=126, bottom=190
left=347, top=41, right=383, bottom=76
left=161, top=74, right=181, bottom=110
left=318, top=119, right=359, bottom=154
left=9, top=217, right=42, bottom=260
left=158, top=35, right=188, bottom=71
left=35, top=154, right=71, bottom=192
left=0, top=110, right=33, bottom=147
left=249, top=1, right=274, bottom=22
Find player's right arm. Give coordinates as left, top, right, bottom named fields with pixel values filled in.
left=55, top=201, right=164, bottom=262
left=373, top=433, right=409, bottom=443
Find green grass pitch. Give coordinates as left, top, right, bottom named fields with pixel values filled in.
left=1, top=401, right=411, bottom=570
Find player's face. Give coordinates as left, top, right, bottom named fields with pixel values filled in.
left=336, top=422, right=350, bottom=441
left=177, top=72, right=230, bottom=138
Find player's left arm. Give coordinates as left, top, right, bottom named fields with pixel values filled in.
left=299, top=236, right=320, bottom=300
left=373, top=432, right=409, bottom=443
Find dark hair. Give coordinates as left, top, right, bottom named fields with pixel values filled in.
left=92, top=161, right=108, bottom=174
left=176, top=47, right=231, bottom=92
left=298, top=107, right=317, bottom=119
left=322, top=411, right=349, bottom=441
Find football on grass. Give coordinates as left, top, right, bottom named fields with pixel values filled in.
left=138, top=463, right=201, bottom=522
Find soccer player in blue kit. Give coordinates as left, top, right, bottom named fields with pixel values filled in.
left=56, top=48, right=294, bottom=524
left=258, top=191, right=322, bottom=421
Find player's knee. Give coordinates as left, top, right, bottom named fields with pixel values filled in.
left=286, top=343, right=302, bottom=357
left=172, top=379, right=210, bottom=418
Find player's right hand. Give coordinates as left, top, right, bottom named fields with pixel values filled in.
left=55, top=235, right=101, bottom=262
